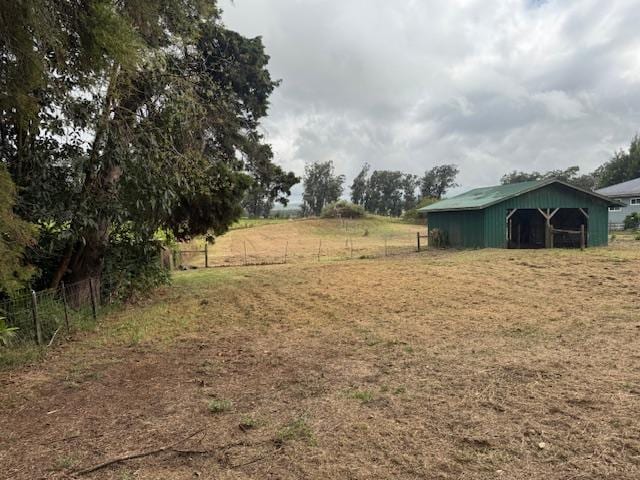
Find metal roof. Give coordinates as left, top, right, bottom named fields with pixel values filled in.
left=418, top=178, right=624, bottom=212
left=594, top=177, right=640, bottom=197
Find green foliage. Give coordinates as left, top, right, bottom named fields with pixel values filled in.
left=501, top=166, right=596, bottom=190
left=302, top=161, right=345, bottom=216
left=351, top=165, right=421, bottom=216
left=321, top=200, right=366, bottom=219
left=403, top=197, right=438, bottom=223
left=623, top=212, right=640, bottom=231
left=1, top=0, right=283, bottom=288
left=350, top=163, right=370, bottom=206
left=595, top=135, right=640, bottom=188
left=243, top=143, right=299, bottom=217
left=101, top=232, right=171, bottom=301
left=208, top=399, right=233, bottom=413
left=0, top=166, right=37, bottom=294
left=420, top=165, right=459, bottom=199
left=0, top=318, right=19, bottom=347
left=365, top=170, right=419, bottom=216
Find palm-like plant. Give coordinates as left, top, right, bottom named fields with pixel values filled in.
left=0, top=317, right=18, bottom=346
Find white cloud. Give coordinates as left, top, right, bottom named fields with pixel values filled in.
left=221, top=0, right=640, bottom=198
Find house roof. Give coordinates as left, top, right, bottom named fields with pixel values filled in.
left=594, top=177, right=640, bottom=197
left=418, top=178, right=624, bottom=213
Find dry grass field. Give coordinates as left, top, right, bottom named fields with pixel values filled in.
left=1, top=221, right=640, bottom=480
left=178, top=217, right=422, bottom=267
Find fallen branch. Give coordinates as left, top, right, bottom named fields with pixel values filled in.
left=73, top=429, right=204, bottom=476
left=47, top=327, right=61, bottom=347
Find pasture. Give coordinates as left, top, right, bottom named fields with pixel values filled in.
left=178, top=217, right=421, bottom=267
left=1, top=220, right=640, bottom=479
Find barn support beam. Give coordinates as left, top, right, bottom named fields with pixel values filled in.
left=505, top=209, right=518, bottom=246
left=537, top=208, right=559, bottom=248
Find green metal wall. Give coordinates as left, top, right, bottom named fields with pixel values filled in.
left=427, top=210, right=485, bottom=248
left=483, top=183, right=609, bottom=247
left=428, top=183, right=610, bottom=248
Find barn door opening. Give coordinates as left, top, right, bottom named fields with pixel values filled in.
left=548, top=208, right=588, bottom=248
left=507, top=209, right=546, bottom=248
left=507, top=208, right=588, bottom=249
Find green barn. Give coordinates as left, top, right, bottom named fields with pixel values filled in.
left=418, top=179, right=623, bottom=249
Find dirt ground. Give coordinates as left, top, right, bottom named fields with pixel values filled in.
left=1, top=239, right=640, bottom=479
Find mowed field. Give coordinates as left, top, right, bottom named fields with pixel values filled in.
left=1, top=221, right=640, bottom=480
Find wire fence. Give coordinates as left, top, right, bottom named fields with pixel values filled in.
left=174, top=232, right=430, bottom=269
left=0, top=276, right=118, bottom=348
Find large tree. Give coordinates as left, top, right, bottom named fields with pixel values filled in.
left=363, top=170, right=418, bottom=216
left=301, top=161, right=345, bottom=216
left=350, top=163, right=370, bottom=206
left=0, top=166, right=37, bottom=294
left=420, top=164, right=459, bottom=199
left=1, top=1, right=282, bottom=287
left=243, top=142, right=299, bottom=217
left=594, top=135, right=640, bottom=188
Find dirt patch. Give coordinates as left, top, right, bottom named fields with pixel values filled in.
left=1, top=245, right=640, bottom=479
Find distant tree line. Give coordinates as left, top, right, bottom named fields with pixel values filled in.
left=300, top=161, right=459, bottom=218
left=300, top=134, right=640, bottom=222
left=501, top=135, right=640, bottom=190
left=350, top=163, right=459, bottom=216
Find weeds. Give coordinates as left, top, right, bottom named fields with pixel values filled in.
left=348, top=389, right=374, bottom=403
left=275, top=417, right=315, bottom=445
left=208, top=399, right=233, bottom=413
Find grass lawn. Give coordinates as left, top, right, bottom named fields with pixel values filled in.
left=1, top=222, right=640, bottom=479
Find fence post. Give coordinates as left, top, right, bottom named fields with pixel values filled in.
left=60, top=281, right=70, bottom=334
left=317, top=239, right=322, bottom=262
left=416, top=232, right=421, bottom=252
left=88, top=278, right=97, bottom=320
left=243, top=240, right=248, bottom=266
left=31, top=290, right=43, bottom=345
left=204, top=242, right=209, bottom=268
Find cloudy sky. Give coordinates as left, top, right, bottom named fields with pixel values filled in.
left=221, top=0, right=640, bottom=198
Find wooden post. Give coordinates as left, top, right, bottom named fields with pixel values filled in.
left=283, top=241, right=288, bottom=264
left=204, top=242, right=208, bottom=268
left=88, top=278, right=97, bottom=320
left=243, top=241, right=247, bottom=266
left=31, top=290, right=42, bottom=345
left=317, top=239, right=322, bottom=261
left=60, top=281, right=70, bottom=334
left=580, top=224, right=585, bottom=250
left=416, top=232, right=421, bottom=252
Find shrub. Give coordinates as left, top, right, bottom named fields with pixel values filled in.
left=430, top=228, right=449, bottom=248
left=321, top=200, right=365, bottom=219
left=0, top=317, right=18, bottom=347
left=403, top=197, right=438, bottom=224
left=623, top=212, right=640, bottom=230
